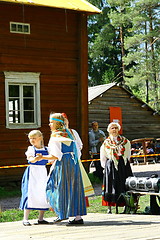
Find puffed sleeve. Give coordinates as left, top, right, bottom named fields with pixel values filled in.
left=48, top=138, right=63, bottom=161
left=72, top=129, right=83, bottom=150
left=100, top=143, right=107, bottom=168
left=71, top=129, right=83, bottom=159
left=25, top=146, right=35, bottom=161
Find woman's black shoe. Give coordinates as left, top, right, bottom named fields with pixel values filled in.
left=67, top=218, right=84, bottom=225
left=38, top=220, right=49, bottom=224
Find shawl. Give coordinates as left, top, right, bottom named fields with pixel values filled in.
left=51, top=128, right=71, bottom=140
left=104, top=135, right=130, bottom=170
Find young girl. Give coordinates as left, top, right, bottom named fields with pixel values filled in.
left=19, top=130, right=53, bottom=226
left=41, top=113, right=87, bottom=225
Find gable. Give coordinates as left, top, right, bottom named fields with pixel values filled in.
left=88, top=85, right=160, bottom=140
left=88, top=83, right=116, bottom=102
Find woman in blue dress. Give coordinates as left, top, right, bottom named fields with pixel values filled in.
left=19, top=130, right=53, bottom=226
left=41, top=112, right=87, bottom=225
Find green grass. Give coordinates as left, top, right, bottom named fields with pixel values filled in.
left=0, top=209, right=56, bottom=223
left=0, top=195, right=151, bottom=223
left=88, top=173, right=102, bottom=184
left=87, top=194, right=150, bottom=214
left=0, top=192, right=151, bottom=223
left=0, top=186, right=21, bottom=199
left=0, top=175, right=153, bottom=223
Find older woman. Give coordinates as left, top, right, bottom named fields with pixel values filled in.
left=100, top=122, right=133, bottom=213
left=41, top=112, right=86, bottom=225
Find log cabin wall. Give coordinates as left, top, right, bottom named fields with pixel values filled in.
left=0, top=3, right=89, bottom=182
left=88, top=85, right=160, bottom=140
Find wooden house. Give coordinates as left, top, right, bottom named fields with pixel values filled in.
left=0, top=0, right=101, bottom=183
left=88, top=83, right=160, bottom=141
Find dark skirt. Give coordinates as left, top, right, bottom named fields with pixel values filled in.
left=102, top=157, right=133, bottom=206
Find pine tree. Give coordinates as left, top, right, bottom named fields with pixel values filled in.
left=124, top=0, right=160, bottom=110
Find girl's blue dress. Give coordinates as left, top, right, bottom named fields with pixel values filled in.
left=20, top=147, right=50, bottom=210
left=46, top=142, right=87, bottom=219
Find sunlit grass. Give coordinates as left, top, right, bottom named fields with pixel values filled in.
left=0, top=175, right=153, bottom=223
left=0, top=194, right=151, bottom=222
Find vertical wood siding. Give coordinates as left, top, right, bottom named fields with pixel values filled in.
left=0, top=3, right=88, bottom=182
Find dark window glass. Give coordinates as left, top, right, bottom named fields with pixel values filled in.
left=11, top=24, right=17, bottom=31
left=23, top=86, right=33, bottom=97
left=18, top=24, right=23, bottom=32
left=24, top=111, right=34, bottom=123
left=24, top=25, right=29, bottom=33
left=9, top=85, right=19, bottom=97
left=24, top=99, right=34, bottom=110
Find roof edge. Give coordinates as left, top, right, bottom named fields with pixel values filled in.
left=0, top=0, right=102, bottom=14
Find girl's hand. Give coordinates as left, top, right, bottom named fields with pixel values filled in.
left=35, top=153, right=43, bottom=161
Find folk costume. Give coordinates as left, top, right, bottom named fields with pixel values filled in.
left=70, top=129, right=95, bottom=206
left=100, top=135, right=133, bottom=207
left=20, top=146, right=50, bottom=210
left=46, top=126, right=87, bottom=220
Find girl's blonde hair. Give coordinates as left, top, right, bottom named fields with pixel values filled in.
left=28, top=130, right=44, bottom=147
left=50, top=112, right=65, bottom=129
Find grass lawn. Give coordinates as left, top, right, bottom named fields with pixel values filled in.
left=0, top=194, right=151, bottom=223
left=0, top=174, right=153, bottom=223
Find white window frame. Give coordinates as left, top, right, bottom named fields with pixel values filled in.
left=5, top=72, right=41, bottom=129
left=10, top=22, right=30, bottom=34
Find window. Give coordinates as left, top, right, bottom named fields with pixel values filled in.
left=10, top=22, right=30, bottom=34
left=5, top=72, right=41, bottom=129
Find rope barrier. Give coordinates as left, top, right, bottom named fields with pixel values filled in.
left=130, top=153, right=160, bottom=158
left=0, top=153, right=160, bottom=169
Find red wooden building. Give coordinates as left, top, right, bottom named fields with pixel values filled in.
left=0, top=0, right=101, bottom=183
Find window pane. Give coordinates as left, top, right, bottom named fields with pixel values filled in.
left=9, top=110, right=20, bottom=123
left=23, top=86, right=34, bottom=97
left=11, top=23, right=17, bottom=31
left=24, top=25, right=29, bottom=33
left=9, top=85, right=19, bottom=97
left=24, top=111, right=34, bottom=123
left=18, top=24, right=23, bottom=32
left=9, top=99, right=19, bottom=111
left=24, top=99, right=34, bottom=110
left=9, top=99, right=20, bottom=123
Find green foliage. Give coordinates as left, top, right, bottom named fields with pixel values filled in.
left=88, top=0, right=122, bottom=85
left=0, top=186, right=21, bottom=199
left=88, top=0, right=160, bottom=111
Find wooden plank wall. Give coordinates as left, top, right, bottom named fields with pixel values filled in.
left=0, top=3, right=88, bottom=182
left=88, top=86, right=160, bottom=141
